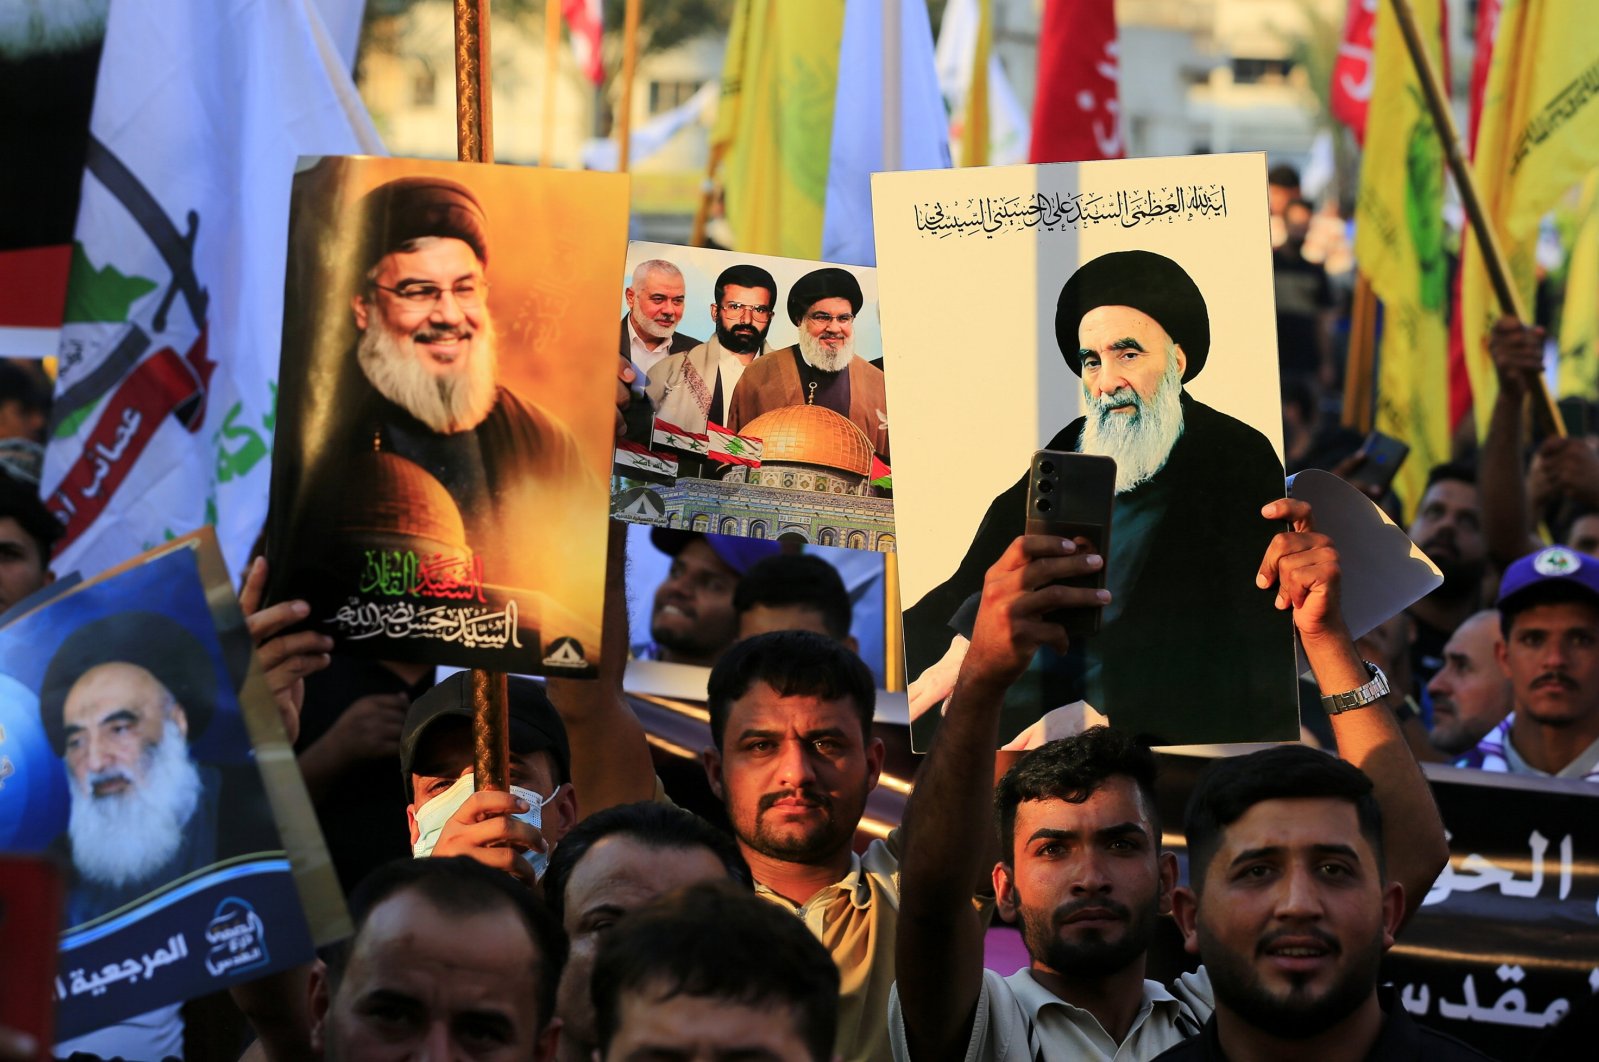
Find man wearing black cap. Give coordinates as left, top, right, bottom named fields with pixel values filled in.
left=400, top=671, right=579, bottom=883
left=903, top=250, right=1288, bottom=744
left=725, top=266, right=890, bottom=459
left=39, top=612, right=279, bottom=926
left=334, top=175, right=591, bottom=566
left=646, top=263, right=779, bottom=442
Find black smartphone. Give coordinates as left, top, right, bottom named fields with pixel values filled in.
left=1024, top=450, right=1115, bottom=636
left=1347, top=431, right=1410, bottom=494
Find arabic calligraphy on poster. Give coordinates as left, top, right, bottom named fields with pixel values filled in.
left=911, top=184, right=1230, bottom=239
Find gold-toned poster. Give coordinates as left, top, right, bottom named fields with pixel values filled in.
left=268, top=157, right=628, bottom=673
left=873, top=152, right=1299, bottom=748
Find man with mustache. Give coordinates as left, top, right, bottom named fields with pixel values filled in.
left=639, top=528, right=777, bottom=666
left=334, top=176, right=590, bottom=567
left=1456, top=545, right=1599, bottom=781
left=726, top=267, right=890, bottom=461
left=1404, top=464, right=1488, bottom=693
left=646, top=263, right=779, bottom=450
left=903, top=250, right=1288, bottom=746
left=1423, top=610, right=1510, bottom=758
left=620, top=258, right=699, bottom=380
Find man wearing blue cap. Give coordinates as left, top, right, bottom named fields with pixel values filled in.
left=639, top=528, right=780, bottom=668
left=1457, top=545, right=1599, bottom=782
left=903, top=250, right=1289, bottom=746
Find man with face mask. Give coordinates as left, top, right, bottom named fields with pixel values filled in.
left=903, top=250, right=1289, bottom=745
left=644, top=264, right=775, bottom=445
left=400, top=671, right=579, bottom=885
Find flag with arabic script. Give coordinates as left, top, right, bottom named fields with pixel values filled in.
left=41, top=0, right=380, bottom=580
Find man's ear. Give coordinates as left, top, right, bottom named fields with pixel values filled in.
left=1172, top=342, right=1188, bottom=377
left=1495, top=636, right=1512, bottom=679
left=1171, top=885, right=1202, bottom=956
left=1380, top=881, right=1404, bottom=951
left=407, top=804, right=420, bottom=846
left=624, top=286, right=636, bottom=311
left=1157, top=850, right=1179, bottom=917
left=993, top=861, right=1019, bottom=924
left=307, top=957, right=332, bottom=1056
left=169, top=703, right=190, bottom=741
left=864, top=736, right=885, bottom=793
left=535, top=1015, right=562, bottom=1062
left=352, top=292, right=370, bottom=331
left=701, top=745, right=725, bottom=801
left=548, top=783, right=579, bottom=842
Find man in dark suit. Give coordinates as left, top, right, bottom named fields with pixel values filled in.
left=619, top=258, right=700, bottom=444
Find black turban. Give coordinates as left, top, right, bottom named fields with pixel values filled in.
left=39, top=612, right=217, bottom=755
left=1055, top=250, right=1210, bottom=382
left=358, top=176, right=490, bottom=272
left=786, top=267, right=863, bottom=325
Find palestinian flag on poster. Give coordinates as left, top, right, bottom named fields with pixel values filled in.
left=706, top=422, right=762, bottom=467
left=613, top=440, right=679, bottom=484
left=653, top=417, right=709, bottom=454
left=870, top=454, right=892, bottom=491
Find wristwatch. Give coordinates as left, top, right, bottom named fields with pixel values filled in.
left=1320, top=661, right=1390, bottom=715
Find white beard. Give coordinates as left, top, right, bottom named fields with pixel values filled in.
left=67, top=720, right=202, bottom=888
left=0, top=0, right=106, bottom=59
left=1078, top=354, right=1186, bottom=494
left=358, top=316, right=500, bottom=434
left=797, top=327, right=855, bottom=374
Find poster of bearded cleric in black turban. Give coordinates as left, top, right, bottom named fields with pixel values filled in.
left=267, top=157, right=628, bottom=673
left=0, top=539, right=321, bottom=1041
left=872, top=152, right=1298, bottom=749
left=610, top=242, right=893, bottom=552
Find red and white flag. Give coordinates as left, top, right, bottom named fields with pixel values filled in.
left=563, top=0, right=604, bottom=86
left=1330, top=0, right=1377, bottom=143
left=652, top=417, right=709, bottom=454
left=1028, top=0, right=1121, bottom=162
left=706, top=422, right=762, bottom=467
left=613, top=439, right=679, bottom=483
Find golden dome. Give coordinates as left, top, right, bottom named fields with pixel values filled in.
left=741, top=405, right=874, bottom=476
left=332, top=451, right=471, bottom=555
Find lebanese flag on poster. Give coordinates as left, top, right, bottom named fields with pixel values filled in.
left=563, top=0, right=604, bottom=85
left=706, top=422, right=762, bottom=467
left=1028, top=0, right=1121, bottom=162
left=1330, top=0, right=1377, bottom=144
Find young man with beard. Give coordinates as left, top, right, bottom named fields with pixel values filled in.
left=1456, top=545, right=1599, bottom=781
left=646, top=263, right=778, bottom=443
left=725, top=266, right=890, bottom=460
left=1158, top=746, right=1488, bottom=1062
left=639, top=528, right=777, bottom=667
left=891, top=499, right=1448, bottom=1061
left=1404, top=464, right=1489, bottom=693
left=903, top=250, right=1289, bottom=746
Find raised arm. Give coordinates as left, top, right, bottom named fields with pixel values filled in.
left=1479, top=316, right=1548, bottom=567
left=896, top=535, right=1104, bottom=1061
left=1257, top=498, right=1449, bottom=927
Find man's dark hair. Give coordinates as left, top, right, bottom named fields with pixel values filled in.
left=1267, top=163, right=1301, bottom=189
left=993, top=726, right=1160, bottom=863
left=714, top=263, right=778, bottom=308
left=1183, top=745, right=1384, bottom=894
left=733, top=554, right=852, bottom=639
left=591, top=881, right=839, bottom=1062
left=1285, top=197, right=1314, bottom=215
left=706, top=630, right=875, bottom=750
left=543, top=801, right=751, bottom=922
left=326, top=856, right=568, bottom=1029
left=0, top=471, right=62, bottom=563
left=0, top=361, right=48, bottom=414
left=1424, top=460, right=1477, bottom=494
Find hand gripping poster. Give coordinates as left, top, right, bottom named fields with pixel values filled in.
left=610, top=242, right=894, bottom=553
left=267, top=157, right=629, bottom=674
left=0, top=533, right=335, bottom=1042
left=872, top=153, right=1299, bottom=749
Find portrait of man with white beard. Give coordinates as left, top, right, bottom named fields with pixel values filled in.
left=902, top=250, right=1296, bottom=747
left=37, top=610, right=280, bottom=927
left=724, top=266, right=890, bottom=461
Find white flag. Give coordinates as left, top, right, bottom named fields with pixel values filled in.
left=42, top=0, right=382, bottom=581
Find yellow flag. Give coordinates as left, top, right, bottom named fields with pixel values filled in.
left=713, top=0, right=844, bottom=257
left=1353, top=0, right=1450, bottom=518
left=1559, top=172, right=1599, bottom=400
left=1462, top=0, right=1599, bottom=437
left=959, top=0, right=992, bottom=168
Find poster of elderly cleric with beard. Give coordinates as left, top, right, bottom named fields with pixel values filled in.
left=268, top=157, right=628, bottom=673
left=873, top=153, right=1299, bottom=750
left=610, top=242, right=893, bottom=553
left=0, top=545, right=316, bottom=1042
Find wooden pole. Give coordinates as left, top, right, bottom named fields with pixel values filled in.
left=1386, top=0, right=1562, bottom=436
left=690, top=142, right=723, bottom=247
left=542, top=0, right=561, bottom=166
left=617, top=0, right=642, bottom=172
left=1343, top=271, right=1377, bottom=433
left=453, top=0, right=509, bottom=793
left=883, top=552, right=905, bottom=692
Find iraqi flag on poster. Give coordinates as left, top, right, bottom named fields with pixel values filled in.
left=41, top=0, right=381, bottom=579
left=1029, top=0, right=1122, bottom=163
left=1330, top=0, right=1377, bottom=143
left=613, top=440, right=679, bottom=484
left=705, top=423, right=762, bottom=468
left=652, top=417, right=709, bottom=454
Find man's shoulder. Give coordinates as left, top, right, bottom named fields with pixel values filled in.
left=491, top=386, right=574, bottom=439
left=671, top=331, right=701, bottom=353
left=1182, top=394, right=1276, bottom=449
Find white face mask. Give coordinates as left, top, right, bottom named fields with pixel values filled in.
left=411, top=773, right=557, bottom=878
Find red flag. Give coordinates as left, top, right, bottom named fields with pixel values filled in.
left=1028, top=0, right=1121, bottom=163
left=1330, top=0, right=1377, bottom=143
left=562, top=0, right=604, bottom=86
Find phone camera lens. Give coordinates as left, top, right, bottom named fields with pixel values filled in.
left=1035, top=498, right=1052, bottom=513
left=1039, top=460, right=1055, bottom=475
left=1037, top=480, right=1053, bottom=493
